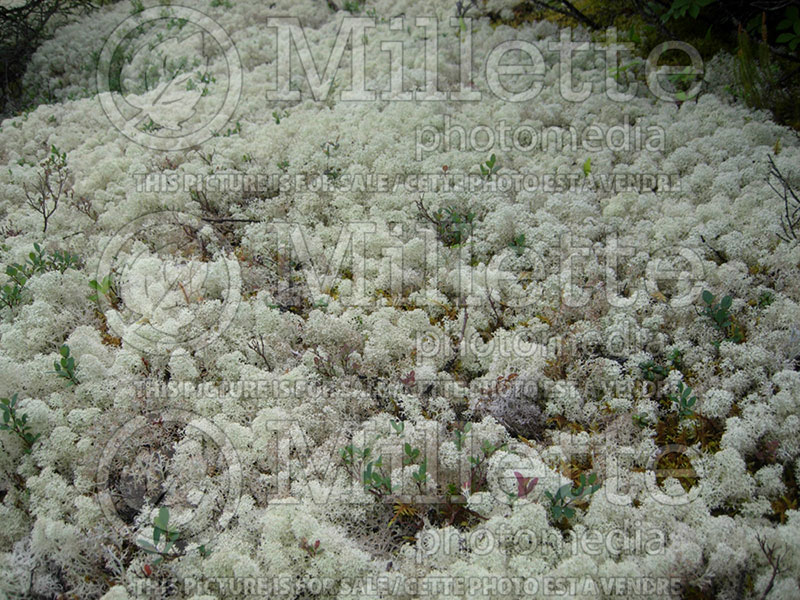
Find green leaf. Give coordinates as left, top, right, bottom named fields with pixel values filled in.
left=154, top=506, right=170, bottom=530
left=138, top=540, right=158, bottom=553
left=702, top=290, right=713, bottom=304
left=583, top=157, right=591, bottom=176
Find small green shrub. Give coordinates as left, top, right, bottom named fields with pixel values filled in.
left=700, top=290, right=744, bottom=345
left=639, top=359, right=670, bottom=381
left=669, top=381, right=697, bottom=419
left=137, top=507, right=179, bottom=565
left=1, top=265, right=27, bottom=310
left=661, top=0, right=716, bottom=22
left=508, top=233, right=526, bottom=256
left=88, top=275, right=119, bottom=307
left=2, top=244, right=81, bottom=313
left=415, top=196, right=475, bottom=247
left=0, top=393, right=40, bottom=453
left=453, top=422, right=472, bottom=451
left=412, top=459, right=428, bottom=492
left=479, top=153, right=500, bottom=180
left=544, top=473, right=601, bottom=523
left=342, top=0, right=363, bottom=14
left=402, top=442, right=421, bottom=465
left=53, top=344, right=80, bottom=386
left=362, top=455, right=393, bottom=497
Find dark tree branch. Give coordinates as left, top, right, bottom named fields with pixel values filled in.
left=525, top=0, right=601, bottom=29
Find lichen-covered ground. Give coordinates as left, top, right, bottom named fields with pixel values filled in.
left=1, top=1, right=800, bottom=598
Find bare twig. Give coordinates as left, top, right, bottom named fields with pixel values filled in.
left=201, top=217, right=261, bottom=224
left=23, top=146, right=72, bottom=233
left=72, top=194, right=98, bottom=221
left=248, top=335, right=271, bottom=368
left=415, top=194, right=439, bottom=227
left=486, top=289, right=504, bottom=330
left=455, top=0, right=480, bottom=18
left=699, top=234, right=728, bottom=263
left=756, top=533, right=785, bottom=600
left=768, top=155, right=800, bottom=242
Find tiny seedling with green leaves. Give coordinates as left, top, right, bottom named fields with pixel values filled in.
left=0, top=393, right=40, bottom=453
left=340, top=444, right=371, bottom=468
left=669, top=382, right=697, bottom=419
left=1, top=265, right=27, bottom=309
left=508, top=233, right=526, bottom=256
left=703, top=290, right=732, bottom=329
left=479, top=153, right=500, bottom=180
left=2, top=244, right=81, bottom=311
left=138, top=507, right=179, bottom=565
left=403, top=442, right=421, bottom=465
left=53, top=344, right=80, bottom=386
left=363, top=455, right=393, bottom=497
left=639, top=359, right=670, bottom=381
left=412, top=459, right=428, bottom=491
left=88, top=275, right=118, bottom=306
left=468, top=440, right=506, bottom=468
left=453, top=422, right=472, bottom=451
left=544, top=473, right=601, bottom=522
left=415, top=196, right=476, bottom=247
left=582, top=157, right=592, bottom=176
left=700, top=290, right=744, bottom=345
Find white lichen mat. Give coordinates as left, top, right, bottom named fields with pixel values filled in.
left=1, top=0, right=800, bottom=598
